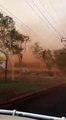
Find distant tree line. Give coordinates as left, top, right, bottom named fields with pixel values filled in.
left=31, top=42, right=66, bottom=74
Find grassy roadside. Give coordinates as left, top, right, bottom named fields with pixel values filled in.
left=0, top=76, right=66, bottom=103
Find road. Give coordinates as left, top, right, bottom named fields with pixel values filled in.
left=19, top=83, right=66, bottom=117
left=1, top=83, right=66, bottom=117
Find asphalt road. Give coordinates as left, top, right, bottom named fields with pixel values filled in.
left=19, top=83, right=66, bottom=117
left=1, top=83, right=66, bottom=117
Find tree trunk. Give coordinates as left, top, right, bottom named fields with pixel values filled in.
left=10, top=54, right=14, bottom=81
left=11, top=55, right=14, bottom=80
left=18, top=53, right=23, bottom=79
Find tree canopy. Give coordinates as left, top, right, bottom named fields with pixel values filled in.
left=31, top=42, right=43, bottom=58
left=31, top=42, right=54, bottom=70
left=0, top=12, right=29, bottom=55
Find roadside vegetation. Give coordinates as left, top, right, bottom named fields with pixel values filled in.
left=0, top=75, right=66, bottom=103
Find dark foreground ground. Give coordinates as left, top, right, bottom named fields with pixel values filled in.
left=1, top=83, right=66, bottom=117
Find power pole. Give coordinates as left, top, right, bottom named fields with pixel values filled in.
left=61, top=37, right=66, bottom=48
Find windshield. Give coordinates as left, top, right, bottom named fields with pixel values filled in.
left=0, top=0, right=66, bottom=118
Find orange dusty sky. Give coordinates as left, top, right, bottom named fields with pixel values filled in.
left=0, top=0, right=66, bottom=62
left=0, top=0, right=66, bottom=49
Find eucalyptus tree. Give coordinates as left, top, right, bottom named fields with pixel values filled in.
left=53, top=48, right=66, bottom=73
left=31, top=42, right=54, bottom=70
left=42, top=49, right=54, bottom=70
left=0, top=12, right=30, bottom=80
left=31, top=42, right=44, bottom=69
left=31, top=42, right=43, bottom=58
left=7, top=28, right=29, bottom=80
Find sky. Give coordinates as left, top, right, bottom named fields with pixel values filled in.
left=0, top=0, right=66, bottom=50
